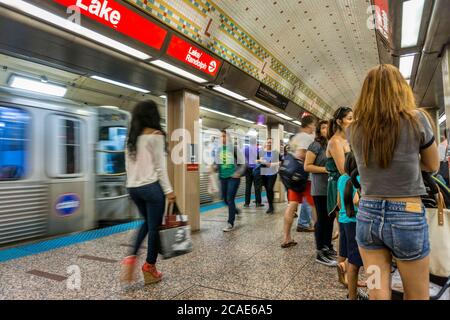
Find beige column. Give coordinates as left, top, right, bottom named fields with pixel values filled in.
left=268, top=123, right=285, bottom=203
left=444, top=46, right=450, bottom=137
left=167, top=90, right=200, bottom=231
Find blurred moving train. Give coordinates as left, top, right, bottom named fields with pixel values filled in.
left=0, top=88, right=132, bottom=246
left=0, top=87, right=261, bottom=246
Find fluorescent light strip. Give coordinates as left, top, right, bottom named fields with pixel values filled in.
left=276, top=113, right=293, bottom=121
left=91, top=76, right=150, bottom=93
left=401, top=0, right=425, bottom=48
left=439, top=114, right=446, bottom=125
left=213, top=86, right=247, bottom=101
left=236, top=117, right=254, bottom=124
left=292, top=120, right=302, bottom=126
left=200, top=106, right=236, bottom=118
left=0, top=0, right=151, bottom=60
left=245, top=100, right=276, bottom=113
left=399, top=54, right=415, bottom=79
left=151, top=60, right=207, bottom=83
left=9, top=75, right=67, bottom=97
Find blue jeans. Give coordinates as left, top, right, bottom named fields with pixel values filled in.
left=220, top=177, right=241, bottom=226
left=356, top=199, right=430, bottom=261
left=128, top=182, right=166, bottom=264
left=298, top=197, right=313, bottom=228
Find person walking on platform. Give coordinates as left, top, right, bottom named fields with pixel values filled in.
left=325, top=106, right=353, bottom=281
left=121, top=100, right=175, bottom=285
left=282, top=115, right=317, bottom=248
left=214, top=130, right=247, bottom=232
left=259, top=138, right=280, bottom=214
left=243, top=136, right=263, bottom=208
left=349, top=64, right=439, bottom=300
left=304, top=120, right=337, bottom=266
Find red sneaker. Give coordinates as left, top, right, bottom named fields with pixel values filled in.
left=142, top=262, right=162, bottom=284
left=120, top=255, right=137, bottom=283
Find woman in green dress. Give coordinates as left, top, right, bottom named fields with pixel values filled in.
left=325, top=106, right=354, bottom=286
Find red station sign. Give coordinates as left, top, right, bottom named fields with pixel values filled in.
left=53, top=0, right=167, bottom=50
left=166, top=35, right=221, bottom=77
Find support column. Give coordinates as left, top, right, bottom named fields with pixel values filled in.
left=443, top=46, right=450, bottom=180
left=167, top=90, right=200, bottom=231
left=268, top=123, right=285, bottom=203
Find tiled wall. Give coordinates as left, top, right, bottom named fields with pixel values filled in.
left=126, top=0, right=333, bottom=119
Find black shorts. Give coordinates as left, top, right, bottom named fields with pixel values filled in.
left=339, top=222, right=363, bottom=267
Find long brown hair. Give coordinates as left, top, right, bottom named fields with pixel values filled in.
left=315, top=120, right=328, bottom=149
left=350, top=64, right=420, bottom=168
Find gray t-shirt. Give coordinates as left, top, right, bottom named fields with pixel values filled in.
left=350, top=111, right=435, bottom=197
left=308, top=141, right=328, bottom=196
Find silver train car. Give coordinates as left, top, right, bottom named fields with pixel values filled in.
left=0, top=88, right=132, bottom=246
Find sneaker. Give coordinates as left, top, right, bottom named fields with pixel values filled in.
left=266, top=208, right=274, bottom=214
left=315, top=250, right=338, bottom=267
left=243, top=204, right=250, bottom=208
left=357, top=288, right=369, bottom=300
left=324, top=246, right=338, bottom=258
left=297, top=226, right=315, bottom=232
left=256, top=203, right=265, bottom=208
left=223, top=223, right=234, bottom=232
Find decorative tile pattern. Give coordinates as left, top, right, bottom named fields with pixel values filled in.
left=126, top=0, right=334, bottom=118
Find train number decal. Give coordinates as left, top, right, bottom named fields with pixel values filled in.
left=55, top=193, right=81, bottom=217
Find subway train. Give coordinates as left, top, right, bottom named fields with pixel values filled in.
left=0, top=88, right=132, bottom=246
left=0, top=87, right=265, bottom=246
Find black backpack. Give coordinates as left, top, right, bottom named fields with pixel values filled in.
left=279, top=153, right=309, bottom=192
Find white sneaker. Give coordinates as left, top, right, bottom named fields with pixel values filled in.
left=223, top=223, right=234, bottom=232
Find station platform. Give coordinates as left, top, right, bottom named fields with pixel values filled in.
left=0, top=200, right=347, bottom=300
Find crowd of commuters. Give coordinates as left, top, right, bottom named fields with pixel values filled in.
left=120, top=64, right=441, bottom=300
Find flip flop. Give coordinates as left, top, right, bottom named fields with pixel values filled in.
left=281, top=240, right=298, bottom=248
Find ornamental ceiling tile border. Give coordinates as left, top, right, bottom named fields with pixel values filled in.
left=126, top=0, right=332, bottom=117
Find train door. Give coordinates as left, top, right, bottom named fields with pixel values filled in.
left=0, top=104, right=49, bottom=245
left=45, top=112, right=94, bottom=236
left=95, top=107, right=131, bottom=223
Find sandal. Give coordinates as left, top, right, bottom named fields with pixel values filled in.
left=357, top=280, right=367, bottom=287
left=281, top=240, right=298, bottom=248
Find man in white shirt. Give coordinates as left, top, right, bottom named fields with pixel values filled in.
left=282, top=115, right=317, bottom=248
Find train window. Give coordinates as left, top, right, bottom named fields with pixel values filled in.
left=0, top=106, right=30, bottom=180
left=97, top=126, right=127, bottom=175
left=46, top=115, right=84, bottom=178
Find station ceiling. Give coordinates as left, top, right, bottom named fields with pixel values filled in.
left=213, top=0, right=380, bottom=109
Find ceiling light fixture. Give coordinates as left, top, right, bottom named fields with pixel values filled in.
left=213, top=86, right=247, bottom=101
left=245, top=100, right=276, bottom=113
left=439, top=114, right=446, bottom=125
left=401, top=0, right=425, bottom=48
left=292, top=120, right=302, bottom=126
left=9, top=74, right=67, bottom=97
left=0, top=0, right=151, bottom=60
left=399, top=54, right=416, bottom=79
left=200, top=106, right=236, bottom=118
left=276, top=113, right=293, bottom=121
left=150, top=60, right=207, bottom=83
left=91, top=75, right=150, bottom=93
left=236, top=117, right=254, bottom=124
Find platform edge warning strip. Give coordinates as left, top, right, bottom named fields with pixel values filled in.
left=0, top=193, right=266, bottom=263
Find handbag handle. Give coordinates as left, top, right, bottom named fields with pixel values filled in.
left=435, top=185, right=445, bottom=226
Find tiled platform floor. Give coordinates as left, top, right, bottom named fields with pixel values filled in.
left=0, top=203, right=349, bottom=300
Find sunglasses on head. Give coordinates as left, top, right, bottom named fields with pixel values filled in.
left=335, top=106, right=352, bottom=119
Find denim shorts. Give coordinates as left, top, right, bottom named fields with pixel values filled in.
left=356, top=199, right=430, bottom=261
